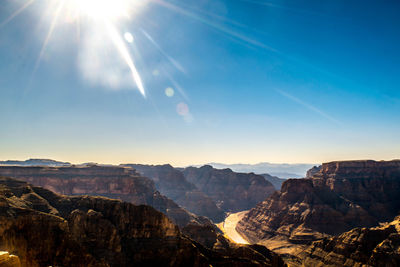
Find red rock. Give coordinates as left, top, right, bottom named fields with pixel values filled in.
left=236, top=160, right=400, bottom=251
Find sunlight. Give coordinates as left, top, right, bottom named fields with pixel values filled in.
left=63, top=0, right=147, bottom=96
left=69, top=0, right=131, bottom=20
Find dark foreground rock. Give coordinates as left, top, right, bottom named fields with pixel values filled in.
left=0, top=177, right=285, bottom=267
left=294, top=215, right=400, bottom=266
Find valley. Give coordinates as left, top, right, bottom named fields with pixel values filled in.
left=0, top=159, right=399, bottom=266
left=217, top=210, right=250, bottom=244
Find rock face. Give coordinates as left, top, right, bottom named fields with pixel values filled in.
left=305, top=165, right=321, bottom=178
left=0, top=165, right=202, bottom=228
left=204, top=162, right=314, bottom=178
left=295, top=215, right=400, bottom=267
left=236, top=160, right=400, bottom=248
left=0, top=251, right=21, bottom=267
left=183, top=166, right=276, bottom=213
left=260, top=174, right=286, bottom=191
left=0, top=177, right=285, bottom=267
left=123, top=164, right=225, bottom=222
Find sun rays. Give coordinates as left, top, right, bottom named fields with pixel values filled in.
left=1, top=0, right=337, bottom=122
left=2, top=0, right=148, bottom=97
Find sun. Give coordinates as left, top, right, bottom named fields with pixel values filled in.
left=60, top=0, right=147, bottom=96
left=68, top=0, right=134, bottom=21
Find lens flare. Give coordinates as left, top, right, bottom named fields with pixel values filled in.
left=165, top=87, right=174, bottom=97
left=106, top=22, right=145, bottom=96
left=124, top=32, right=134, bottom=43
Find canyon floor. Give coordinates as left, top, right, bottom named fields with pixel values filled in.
left=217, top=210, right=305, bottom=259
left=217, top=210, right=250, bottom=244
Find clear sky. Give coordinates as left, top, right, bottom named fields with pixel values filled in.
left=0, top=0, right=399, bottom=165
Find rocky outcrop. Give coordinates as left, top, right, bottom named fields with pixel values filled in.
left=0, top=251, right=21, bottom=267
left=123, top=164, right=225, bottom=222
left=205, top=162, right=314, bottom=178
left=260, top=174, right=286, bottom=191
left=236, top=160, right=400, bottom=249
left=294, top=214, right=400, bottom=266
left=0, top=177, right=285, bottom=267
left=0, top=165, right=202, bottom=228
left=183, top=166, right=276, bottom=212
left=306, top=165, right=321, bottom=178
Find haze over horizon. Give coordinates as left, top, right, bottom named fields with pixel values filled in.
left=1, top=0, right=399, bottom=165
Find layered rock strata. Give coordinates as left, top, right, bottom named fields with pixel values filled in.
left=0, top=165, right=201, bottom=227
left=183, top=165, right=276, bottom=212
left=295, top=214, right=400, bottom=266
left=123, top=164, right=225, bottom=222
left=0, top=177, right=285, bottom=267
left=237, top=160, right=400, bottom=248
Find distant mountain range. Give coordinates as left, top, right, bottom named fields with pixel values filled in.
left=0, top=158, right=71, bottom=167
left=202, top=162, right=317, bottom=178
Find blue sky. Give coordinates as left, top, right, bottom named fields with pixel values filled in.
left=0, top=0, right=399, bottom=165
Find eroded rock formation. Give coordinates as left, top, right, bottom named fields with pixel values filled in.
left=294, top=214, right=400, bottom=266
left=183, top=165, right=276, bottom=212
left=0, top=165, right=202, bottom=228
left=0, top=177, right=285, bottom=267
left=305, top=165, right=321, bottom=178
left=236, top=160, right=400, bottom=250
left=123, top=164, right=225, bottom=222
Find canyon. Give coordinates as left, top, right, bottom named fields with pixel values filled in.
left=183, top=165, right=276, bottom=212
left=123, top=164, right=225, bottom=222
left=1, top=159, right=400, bottom=266
left=236, top=160, right=400, bottom=258
left=294, top=214, right=400, bottom=266
left=0, top=165, right=204, bottom=228
left=0, top=176, right=285, bottom=266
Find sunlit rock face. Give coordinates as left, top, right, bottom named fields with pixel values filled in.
left=0, top=165, right=203, bottom=228
left=123, top=164, right=225, bottom=222
left=183, top=165, right=276, bottom=213
left=236, top=160, right=400, bottom=248
left=0, top=177, right=286, bottom=267
left=0, top=251, right=21, bottom=267
left=294, top=215, right=400, bottom=267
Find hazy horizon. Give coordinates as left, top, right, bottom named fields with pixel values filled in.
left=1, top=156, right=399, bottom=169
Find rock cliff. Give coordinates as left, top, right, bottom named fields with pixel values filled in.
left=183, top=165, right=276, bottom=212
left=123, top=164, right=225, bottom=222
left=236, top=160, right=400, bottom=250
left=0, top=177, right=285, bottom=267
left=305, top=165, right=321, bottom=178
left=294, top=214, right=400, bottom=266
left=0, top=165, right=202, bottom=228
left=260, top=174, right=286, bottom=191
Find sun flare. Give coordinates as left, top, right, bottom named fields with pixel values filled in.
left=68, top=0, right=133, bottom=21
left=61, top=0, right=147, bottom=96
